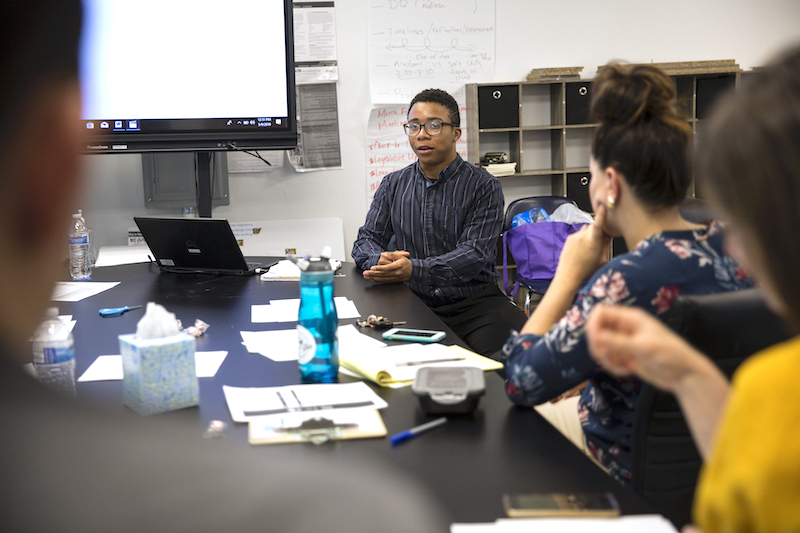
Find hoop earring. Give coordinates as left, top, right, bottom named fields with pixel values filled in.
left=606, top=196, right=616, bottom=209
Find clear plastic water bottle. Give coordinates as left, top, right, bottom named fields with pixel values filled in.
left=76, top=209, right=96, bottom=267
left=296, top=247, right=338, bottom=382
left=69, top=211, right=91, bottom=280
left=32, top=307, right=76, bottom=396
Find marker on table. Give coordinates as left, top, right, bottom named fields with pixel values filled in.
left=390, top=416, right=447, bottom=445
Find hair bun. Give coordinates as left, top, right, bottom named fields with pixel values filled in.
left=591, top=64, right=678, bottom=126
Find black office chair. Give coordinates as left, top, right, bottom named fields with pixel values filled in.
left=500, top=196, right=578, bottom=314
left=679, top=196, right=715, bottom=225
left=631, top=288, right=790, bottom=528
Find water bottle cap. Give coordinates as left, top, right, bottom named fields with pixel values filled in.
left=304, top=257, right=333, bottom=272
left=72, top=213, right=81, bottom=219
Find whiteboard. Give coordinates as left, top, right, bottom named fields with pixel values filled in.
left=368, top=0, right=495, bottom=104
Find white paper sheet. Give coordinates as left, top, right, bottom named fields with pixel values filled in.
left=77, top=355, right=124, bottom=382
left=55, top=315, right=76, bottom=333
left=258, top=258, right=341, bottom=281
left=77, top=351, right=228, bottom=382
left=222, top=381, right=388, bottom=423
left=194, top=351, right=228, bottom=378
left=250, top=296, right=359, bottom=323
left=240, top=324, right=384, bottom=362
left=51, top=281, right=120, bottom=302
left=450, top=515, right=678, bottom=533
left=94, top=245, right=152, bottom=267
left=240, top=329, right=299, bottom=361
left=337, top=324, right=387, bottom=352
left=493, top=515, right=679, bottom=532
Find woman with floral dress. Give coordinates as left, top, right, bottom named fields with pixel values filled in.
left=502, top=63, right=753, bottom=487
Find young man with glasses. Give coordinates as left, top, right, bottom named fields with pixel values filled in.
left=353, top=89, right=526, bottom=357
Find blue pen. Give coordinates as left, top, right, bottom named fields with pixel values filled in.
left=390, top=416, right=447, bottom=445
left=98, top=305, right=143, bottom=317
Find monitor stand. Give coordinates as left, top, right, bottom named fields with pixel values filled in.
left=195, top=152, right=213, bottom=217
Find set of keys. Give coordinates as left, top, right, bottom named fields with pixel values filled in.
left=356, top=314, right=406, bottom=329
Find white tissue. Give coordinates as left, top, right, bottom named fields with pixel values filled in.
left=136, top=302, right=181, bottom=340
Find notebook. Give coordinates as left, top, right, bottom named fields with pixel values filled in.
left=134, top=217, right=282, bottom=276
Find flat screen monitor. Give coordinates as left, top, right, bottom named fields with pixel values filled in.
left=78, top=0, right=298, bottom=154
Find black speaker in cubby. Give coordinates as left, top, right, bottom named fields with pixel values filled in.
left=566, top=172, right=593, bottom=213
left=696, top=75, right=736, bottom=119
left=477, top=85, right=519, bottom=129
left=566, top=82, right=592, bottom=125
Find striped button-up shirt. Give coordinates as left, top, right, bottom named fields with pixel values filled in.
left=352, top=155, right=503, bottom=307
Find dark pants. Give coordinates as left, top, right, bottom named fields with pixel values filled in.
left=431, top=284, right=527, bottom=358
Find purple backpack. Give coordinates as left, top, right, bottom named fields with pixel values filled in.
left=502, top=221, right=587, bottom=296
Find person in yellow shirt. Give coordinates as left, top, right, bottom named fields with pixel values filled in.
left=584, top=43, right=800, bottom=533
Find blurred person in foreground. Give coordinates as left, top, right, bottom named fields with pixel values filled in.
left=0, top=2, right=449, bottom=531
left=586, top=44, right=800, bottom=533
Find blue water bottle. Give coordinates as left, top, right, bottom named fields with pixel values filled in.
left=295, top=246, right=338, bottom=382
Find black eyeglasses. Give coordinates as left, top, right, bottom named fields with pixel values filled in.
left=403, top=120, right=458, bottom=136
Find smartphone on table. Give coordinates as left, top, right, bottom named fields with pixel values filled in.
left=502, top=491, right=620, bottom=518
left=382, top=328, right=446, bottom=343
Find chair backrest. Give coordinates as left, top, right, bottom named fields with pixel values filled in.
left=679, top=197, right=715, bottom=225
left=632, top=288, right=790, bottom=528
left=503, top=196, right=578, bottom=231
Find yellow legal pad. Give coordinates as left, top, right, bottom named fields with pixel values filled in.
left=339, top=344, right=503, bottom=387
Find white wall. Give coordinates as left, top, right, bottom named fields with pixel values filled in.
left=77, top=0, right=800, bottom=256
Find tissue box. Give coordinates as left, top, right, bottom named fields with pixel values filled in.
left=119, top=333, right=198, bottom=416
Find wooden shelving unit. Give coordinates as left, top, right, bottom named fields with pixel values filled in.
left=466, top=60, right=743, bottom=211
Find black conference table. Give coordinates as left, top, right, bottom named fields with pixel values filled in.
left=61, top=261, right=654, bottom=524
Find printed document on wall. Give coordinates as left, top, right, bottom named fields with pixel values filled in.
left=288, top=83, right=343, bottom=171
left=368, top=0, right=495, bottom=104
left=293, top=1, right=339, bottom=84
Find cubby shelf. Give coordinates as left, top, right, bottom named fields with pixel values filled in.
left=466, top=61, right=743, bottom=211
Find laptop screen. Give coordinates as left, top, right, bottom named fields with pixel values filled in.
left=134, top=217, right=266, bottom=275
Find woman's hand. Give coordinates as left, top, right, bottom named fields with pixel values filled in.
left=553, top=204, right=614, bottom=287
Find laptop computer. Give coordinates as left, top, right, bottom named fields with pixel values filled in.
left=134, top=217, right=282, bottom=276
